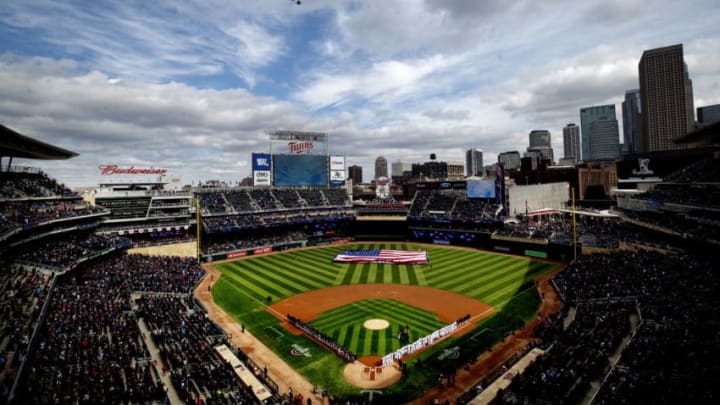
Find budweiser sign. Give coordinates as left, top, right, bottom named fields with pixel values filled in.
left=288, top=141, right=314, bottom=154
left=99, top=165, right=167, bottom=175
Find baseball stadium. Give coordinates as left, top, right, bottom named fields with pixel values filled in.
left=1, top=125, right=719, bottom=405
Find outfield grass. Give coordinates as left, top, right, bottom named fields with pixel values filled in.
left=212, top=243, right=558, bottom=400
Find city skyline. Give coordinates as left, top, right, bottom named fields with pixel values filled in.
left=1, top=1, right=719, bottom=186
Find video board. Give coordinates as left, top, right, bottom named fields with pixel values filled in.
left=273, top=155, right=328, bottom=186
left=467, top=179, right=496, bottom=198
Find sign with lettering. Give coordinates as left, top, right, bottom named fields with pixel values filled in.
left=98, top=165, right=167, bottom=175
left=252, top=153, right=272, bottom=170
left=253, top=246, right=272, bottom=254
left=288, top=141, right=314, bottom=154
left=253, top=171, right=271, bottom=186
left=227, top=251, right=248, bottom=259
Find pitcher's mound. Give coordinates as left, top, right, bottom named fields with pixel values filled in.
left=363, top=319, right=390, bottom=330
left=344, top=356, right=402, bottom=388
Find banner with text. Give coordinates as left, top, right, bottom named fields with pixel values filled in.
left=252, top=153, right=272, bottom=186
left=330, top=155, right=345, bottom=185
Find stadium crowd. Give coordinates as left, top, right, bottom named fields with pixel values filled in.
left=12, top=253, right=224, bottom=404
left=407, top=190, right=503, bottom=234
left=634, top=183, right=720, bottom=209
left=198, top=187, right=349, bottom=217
left=0, top=265, right=51, bottom=403
left=661, top=156, right=720, bottom=183
left=0, top=200, right=107, bottom=235
left=12, top=233, right=130, bottom=269
left=0, top=170, right=71, bottom=199
left=496, top=301, right=633, bottom=404
left=493, top=249, right=719, bottom=404
left=138, top=296, right=262, bottom=404
left=204, top=231, right=307, bottom=255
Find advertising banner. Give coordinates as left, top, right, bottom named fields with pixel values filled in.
left=330, top=156, right=344, bottom=170
left=227, top=251, right=248, bottom=259
left=253, top=170, right=271, bottom=186
left=252, top=153, right=271, bottom=171
left=253, top=246, right=272, bottom=255
left=330, top=155, right=345, bottom=185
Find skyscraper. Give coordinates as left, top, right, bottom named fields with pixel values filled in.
left=622, top=89, right=642, bottom=155
left=348, top=165, right=363, bottom=184
left=589, top=117, right=620, bottom=160
left=498, top=151, right=521, bottom=170
left=526, top=130, right=554, bottom=162
left=580, top=104, right=616, bottom=161
left=391, top=161, right=412, bottom=177
left=697, top=104, right=720, bottom=125
left=374, top=156, right=388, bottom=179
left=562, top=123, right=580, bottom=163
left=465, top=148, right=484, bottom=177
left=639, top=44, right=694, bottom=152
left=529, top=130, right=551, bottom=147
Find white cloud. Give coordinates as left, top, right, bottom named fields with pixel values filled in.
left=0, top=57, right=313, bottom=186
left=294, top=54, right=461, bottom=109
left=1, top=0, right=719, bottom=183
left=0, top=0, right=287, bottom=86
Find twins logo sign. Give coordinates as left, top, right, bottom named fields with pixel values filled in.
left=437, top=346, right=460, bottom=360
left=289, top=344, right=311, bottom=358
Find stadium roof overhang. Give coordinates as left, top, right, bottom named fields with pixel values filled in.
left=674, top=121, right=720, bottom=146
left=0, top=124, right=78, bottom=160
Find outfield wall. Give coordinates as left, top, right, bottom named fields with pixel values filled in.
left=352, top=218, right=408, bottom=241
left=200, top=217, right=571, bottom=263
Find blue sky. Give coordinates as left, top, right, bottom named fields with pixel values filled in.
left=1, top=0, right=719, bottom=187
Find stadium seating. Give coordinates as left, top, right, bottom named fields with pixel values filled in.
left=297, top=189, right=326, bottom=207
left=0, top=265, right=50, bottom=400
left=321, top=188, right=348, bottom=207
left=496, top=301, right=632, bottom=404
left=198, top=191, right=230, bottom=215
left=272, top=189, right=304, bottom=209
left=10, top=253, right=275, bottom=404
left=662, top=156, right=720, bottom=183
left=0, top=170, right=71, bottom=199
left=249, top=189, right=279, bottom=210
left=0, top=200, right=106, bottom=236
left=204, top=230, right=307, bottom=255
left=224, top=190, right=257, bottom=213
left=12, top=233, right=129, bottom=269
left=138, top=296, right=259, bottom=404
left=495, top=250, right=719, bottom=404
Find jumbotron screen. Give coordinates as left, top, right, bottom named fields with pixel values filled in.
left=273, top=155, right=328, bottom=186
left=467, top=179, right=496, bottom=198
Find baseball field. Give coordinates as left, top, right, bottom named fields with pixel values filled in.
left=210, top=242, right=559, bottom=400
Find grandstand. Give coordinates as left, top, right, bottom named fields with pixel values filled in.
left=2, top=123, right=719, bottom=404
left=91, top=182, right=194, bottom=247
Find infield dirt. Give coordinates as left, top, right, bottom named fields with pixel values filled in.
left=268, top=284, right=495, bottom=335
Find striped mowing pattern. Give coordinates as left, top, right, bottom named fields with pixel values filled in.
left=308, top=299, right=445, bottom=356
left=215, top=243, right=556, bottom=310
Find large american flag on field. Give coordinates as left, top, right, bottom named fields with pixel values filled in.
left=333, top=249, right=428, bottom=264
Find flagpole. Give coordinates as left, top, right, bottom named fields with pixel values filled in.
left=571, top=187, right=577, bottom=261
left=196, top=194, right=202, bottom=263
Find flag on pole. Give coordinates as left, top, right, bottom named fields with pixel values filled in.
left=333, top=249, right=428, bottom=264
